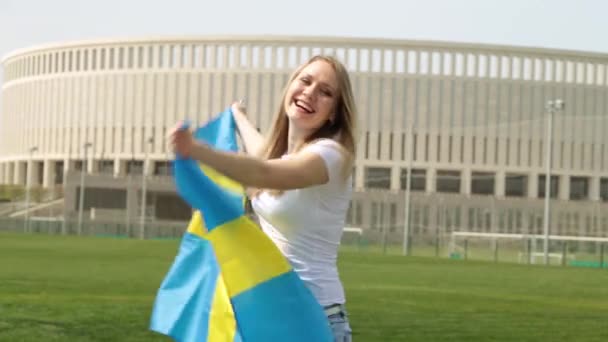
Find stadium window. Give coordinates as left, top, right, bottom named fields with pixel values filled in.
left=389, top=132, right=394, bottom=160
left=364, top=131, right=370, bottom=159
left=54, top=52, right=60, bottom=73
left=83, top=49, right=89, bottom=71
left=436, top=170, right=461, bottom=194
left=77, top=187, right=127, bottom=211
left=569, top=177, right=589, bottom=200
left=99, top=160, right=114, bottom=174
left=364, top=167, right=391, bottom=189
left=400, top=132, right=406, bottom=161
left=148, top=46, right=155, bottom=69
left=138, top=46, right=145, bottom=69
left=75, top=50, right=81, bottom=71
left=118, top=47, right=124, bottom=69
left=100, top=48, right=106, bottom=70
left=41, top=54, right=47, bottom=74
left=413, top=133, right=418, bottom=161
left=538, top=175, right=559, bottom=198
left=47, top=53, right=52, bottom=73
left=471, top=172, right=495, bottom=195
left=127, top=160, right=143, bottom=175
left=105, top=48, right=112, bottom=69
left=154, top=161, right=172, bottom=176
left=601, top=178, right=608, bottom=202
left=127, top=46, right=134, bottom=68
left=400, top=168, right=426, bottom=191
left=61, top=51, right=66, bottom=72
left=505, top=174, right=527, bottom=197
left=54, top=162, right=64, bottom=184
left=91, top=49, right=97, bottom=70
left=424, top=134, right=429, bottom=162
left=74, top=161, right=84, bottom=171
left=472, top=137, right=477, bottom=164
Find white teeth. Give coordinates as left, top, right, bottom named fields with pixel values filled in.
left=295, top=100, right=313, bottom=113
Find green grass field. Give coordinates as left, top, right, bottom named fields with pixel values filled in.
left=1, top=232, right=607, bottom=342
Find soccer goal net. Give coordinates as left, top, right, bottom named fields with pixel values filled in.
left=449, top=231, right=608, bottom=265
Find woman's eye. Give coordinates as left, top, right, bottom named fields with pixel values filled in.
left=300, top=77, right=311, bottom=85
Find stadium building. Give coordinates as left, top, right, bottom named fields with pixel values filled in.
left=1, top=36, right=607, bottom=240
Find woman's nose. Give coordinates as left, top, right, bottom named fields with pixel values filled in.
left=302, top=85, right=316, bottom=97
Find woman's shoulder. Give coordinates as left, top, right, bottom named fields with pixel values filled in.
left=304, top=138, right=348, bottom=156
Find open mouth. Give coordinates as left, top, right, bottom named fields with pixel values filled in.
left=294, top=99, right=314, bottom=114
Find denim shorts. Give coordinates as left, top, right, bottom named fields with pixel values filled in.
left=325, top=304, right=352, bottom=342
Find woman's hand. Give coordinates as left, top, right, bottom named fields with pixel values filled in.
left=231, top=99, right=247, bottom=116
left=169, top=122, right=197, bottom=158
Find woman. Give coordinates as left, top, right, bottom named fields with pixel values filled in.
left=171, top=55, right=357, bottom=341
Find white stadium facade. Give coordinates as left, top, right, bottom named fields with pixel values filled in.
left=1, top=36, right=607, bottom=240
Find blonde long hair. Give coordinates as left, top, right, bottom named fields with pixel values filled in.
left=261, top=55, right=358, bottom=176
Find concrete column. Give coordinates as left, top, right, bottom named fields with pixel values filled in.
left=87, top=156, right=96, bottom=174
left=126, top=176, right=138, bottom=233
left=559, top=175, right=569, bottom=201
left=42, top=160, right=56, bottom=188
left=461, top=168, right=472, bottom=196
left=0, top=163, right=5, bottom=185
left=13, top=161, right=25, bottom=185
left=115, top=159, right=127, bottom=178
left=29, top=161, right=41, bottom=187
left=390, top=166, right=400, bottom=191
left=5, top=163, right=14, bottom=185
left=589, top=176, right=600, bottom=201
left=528, top=172, right=538, bottom=199
left=426, top=168, right=436, bottom=194
left=63, top=172, right=77, bottom=222
left=495, top=170, right=506, bottom=197
left=63, top=159, right=75, bottom=184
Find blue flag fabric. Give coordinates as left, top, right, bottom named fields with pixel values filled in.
left=150, top=109, right=333, bottom=342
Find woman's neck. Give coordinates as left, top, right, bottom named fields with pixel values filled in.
left=287, top=126, right=310, bottom=154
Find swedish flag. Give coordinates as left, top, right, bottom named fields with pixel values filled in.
left=150, top=109, right=333, bottom=341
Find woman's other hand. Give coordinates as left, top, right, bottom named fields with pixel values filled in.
left=169, top=122, right=196, bottom=158
left=231, top=99, right=247, bottom=116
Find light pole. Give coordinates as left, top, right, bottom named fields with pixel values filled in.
left=24, top=146, right=38, bottom=233
left=542, top=99, right=564, bottom=265
left=139, top=137, right=154, bottom=240
left=77, top=142, right=92, bottom=236
left=402, top=118, right=415, bottom=256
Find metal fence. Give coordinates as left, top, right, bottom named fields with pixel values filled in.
left=2, top=190, right=608, bottom=270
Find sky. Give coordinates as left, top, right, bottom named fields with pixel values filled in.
left=0, top=0, right=606, bottom=80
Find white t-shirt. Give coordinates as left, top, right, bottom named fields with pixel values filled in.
left=251, top=139, right=352, bottom=306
